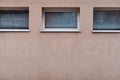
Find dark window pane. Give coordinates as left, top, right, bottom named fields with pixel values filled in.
left=45, top=12, right=77, bottom=28
left=0, top=10, right=29, bottom=29
left=94, top=10, right=120, bottom=30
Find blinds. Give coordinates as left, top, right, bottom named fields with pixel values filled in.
left=45, top=12, right=77, bottom=28
left=0, top=10, right=29, bottom=29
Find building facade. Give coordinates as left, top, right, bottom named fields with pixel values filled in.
left=0, top=0, right=120, bottom=80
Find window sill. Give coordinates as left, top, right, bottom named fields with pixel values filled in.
left=0, top=29, right=30, bottom=32
left=41, top=29, right=80, bottom=33
left=92, top=30, right=120, bottom=33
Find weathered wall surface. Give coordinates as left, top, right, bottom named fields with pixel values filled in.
left=0, top=0, right=120, bottom=80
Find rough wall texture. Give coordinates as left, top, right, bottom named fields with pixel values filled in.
left=0, top=0, right=120, bottom=80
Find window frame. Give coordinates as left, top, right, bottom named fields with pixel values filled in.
left=0, top=7, right=29, bottom=32
left=93, top=7, right=120, bottom=33
left=42, top=8, right=80, bottom=32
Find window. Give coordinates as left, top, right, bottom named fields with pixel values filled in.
left=0, top=7, right=29, bottom=31
left=42, top=8, right=80, bottom=32
left=93, top=8, right=120, bottom=32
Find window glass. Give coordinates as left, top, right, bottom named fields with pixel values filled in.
left=0, top=10, right=29, bottom=29
left=45, top=12, right=77, bottom=28
left=94, top=10, right=120, bottom=30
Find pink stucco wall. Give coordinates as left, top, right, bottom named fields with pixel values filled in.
left=0, top=0, right=120, bottom=80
